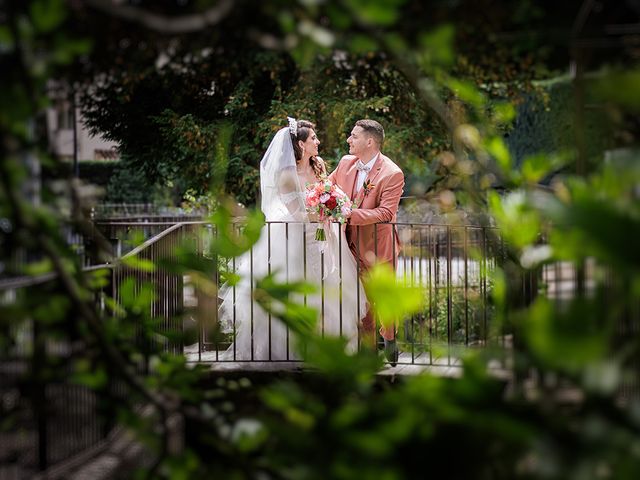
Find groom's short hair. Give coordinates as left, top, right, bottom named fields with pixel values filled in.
left=355, top=119, right=384, bottom=147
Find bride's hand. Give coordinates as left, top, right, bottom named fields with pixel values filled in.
left=308, top=211, right=320, bottom=222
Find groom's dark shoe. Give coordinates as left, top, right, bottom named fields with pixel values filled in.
left=384, top=338, right=399, bottom=367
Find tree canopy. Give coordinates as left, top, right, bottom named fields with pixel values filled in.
left=65, top=0, right=632, bottom=206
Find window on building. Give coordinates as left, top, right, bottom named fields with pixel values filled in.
left=57, top=105, right=74, bottom=130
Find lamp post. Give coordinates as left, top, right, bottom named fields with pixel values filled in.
left=72, top=87, right=79, bottom=178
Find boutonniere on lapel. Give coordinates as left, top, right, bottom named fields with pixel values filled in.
left=353, top=180, right=375, bottom=208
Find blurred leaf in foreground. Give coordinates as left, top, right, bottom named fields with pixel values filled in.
left=362, top=262, right=425, bottom=333
left=589, top=70, right=640, bottom=112
left=208, top=198, right=265, bottom=258
left=254, top=271, right=318, bottom=337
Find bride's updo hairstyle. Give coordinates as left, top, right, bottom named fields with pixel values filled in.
left=291, top=119, right=326, bottom=178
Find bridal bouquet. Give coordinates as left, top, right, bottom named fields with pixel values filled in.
left=305, top=179, right=352, bottom=241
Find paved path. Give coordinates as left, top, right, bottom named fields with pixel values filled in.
left=184, top=348, right=512, bottom=380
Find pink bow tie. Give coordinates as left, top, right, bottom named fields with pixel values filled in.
left=356, top=160, right=371, bottom=172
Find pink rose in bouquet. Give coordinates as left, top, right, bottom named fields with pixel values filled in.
left=305, top=179, right=352, bottom=240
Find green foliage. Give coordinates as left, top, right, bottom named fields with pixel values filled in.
left=590, top=69, right=640, bottom=112
left=417, top=24, right=456, bottom=70
left=76, top=160, right=120, bottom=186
left=105, top=159, right=156, bottom=203
left=485, top=136, right=511, bottom=173
left=345, top=0, right=406, bottom=26
left=505, top=78, right=614, bottom=171
left=80, top=45, right=295, bottom=205
left=255, top=358, right=533, bottom=479
left=262, top=54, right=449, bottom=191
left=81, top=35, right=451, bottom=206
left=30, top=0, right=66, bottom=34
left=151, top=111, right=221, bottom=194
left=523, top=296, right=613, bottom=374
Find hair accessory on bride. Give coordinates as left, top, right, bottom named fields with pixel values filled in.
left=287, top=116, right=298, bottom=135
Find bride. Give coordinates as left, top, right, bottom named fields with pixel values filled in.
left=218, top=118, right=367, bottom=361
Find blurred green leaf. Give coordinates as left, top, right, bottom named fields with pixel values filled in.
left=521, top=152, right=567, bottom=184
left=350, top=34, right=378, bottom=54
left=32, top=294, right=71, bottom=324
left=120, top=277, right=156, bottom=313
left=220, top=271, right=241, bottom=287
left=209, top=200, right=264, bottom=257
left=211, top=122, right=233, bottom=193
left=103, top=297, right=126, bottom=318
left=492, top=267, right=507, bottom=309
left=0, top=26, right=13, bottom=47
left=290, top=36, right=320, bottom=70
left=492, top=102, right=516, bottom=125
left=254, top=272, right=318, bottom=336
left=417, top=24, right=455, bottom=69
left=86, top=268, right=112, bottom=289
left=521, top=154, right=553, bottom=184
left=545, top=195, right=640, bottom=272
left=362, top=262, right=425, bottom=331
left=345, top=0, right=406, bottom=26
left=123, top=230, right=146, bottom=250
left=160, top=240, right=217, bottom=275
left=23, top=258, right=53, bottom=275
left=303, top=336, right=382, bottom=379
left=590, top=70, right=640, bottom=112
left=71, top=369, right=108, bottom=389
left=261, top=382, right=323, bottom=430
left=122, top=255, right=157, bottom=273
left=523, top=297, right=611, bottom=373
left=72, top=359, right=108, bottom=389
left=485, top=136, right=511, bottom=173
left=51, top=36, right=93, bottom=65
left=278, top=11, right=295, bottom=33
left=448, top=78, right=486, bottom=108
left=231, top=418, right=269, bottom=453
left=325, top=3, right=352, bottom=29
left=383, top=32, right=408, bottom=54
left=30, top=0, right=66, bottom=33
left=488, top=190, right=540, bottom=249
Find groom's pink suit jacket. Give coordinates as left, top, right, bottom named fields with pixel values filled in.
left=329, top=153, right=404, bottom=341
left=329, top=153, right=404, bottom=270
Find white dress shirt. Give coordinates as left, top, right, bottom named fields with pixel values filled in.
left=355, top=153, right=378, bottom=192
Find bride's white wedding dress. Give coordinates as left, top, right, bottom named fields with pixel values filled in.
left=218, top=126, right=366, bottom=361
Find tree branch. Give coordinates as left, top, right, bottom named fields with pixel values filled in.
left=83, top=0, right=235, bottom=34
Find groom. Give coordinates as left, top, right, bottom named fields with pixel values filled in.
left=328, top=119, right=404, bottom=364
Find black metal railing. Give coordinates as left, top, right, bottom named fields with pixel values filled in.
left=0, top=272, right=110, bottom=477
left=0, top=222, right=199, bottom=475
left=90, top=203, right=206, bottom=220
left=183, top=221, right=512, bottom=367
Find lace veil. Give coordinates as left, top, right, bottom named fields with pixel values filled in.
left=259, top=121, right=307, bottom=222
